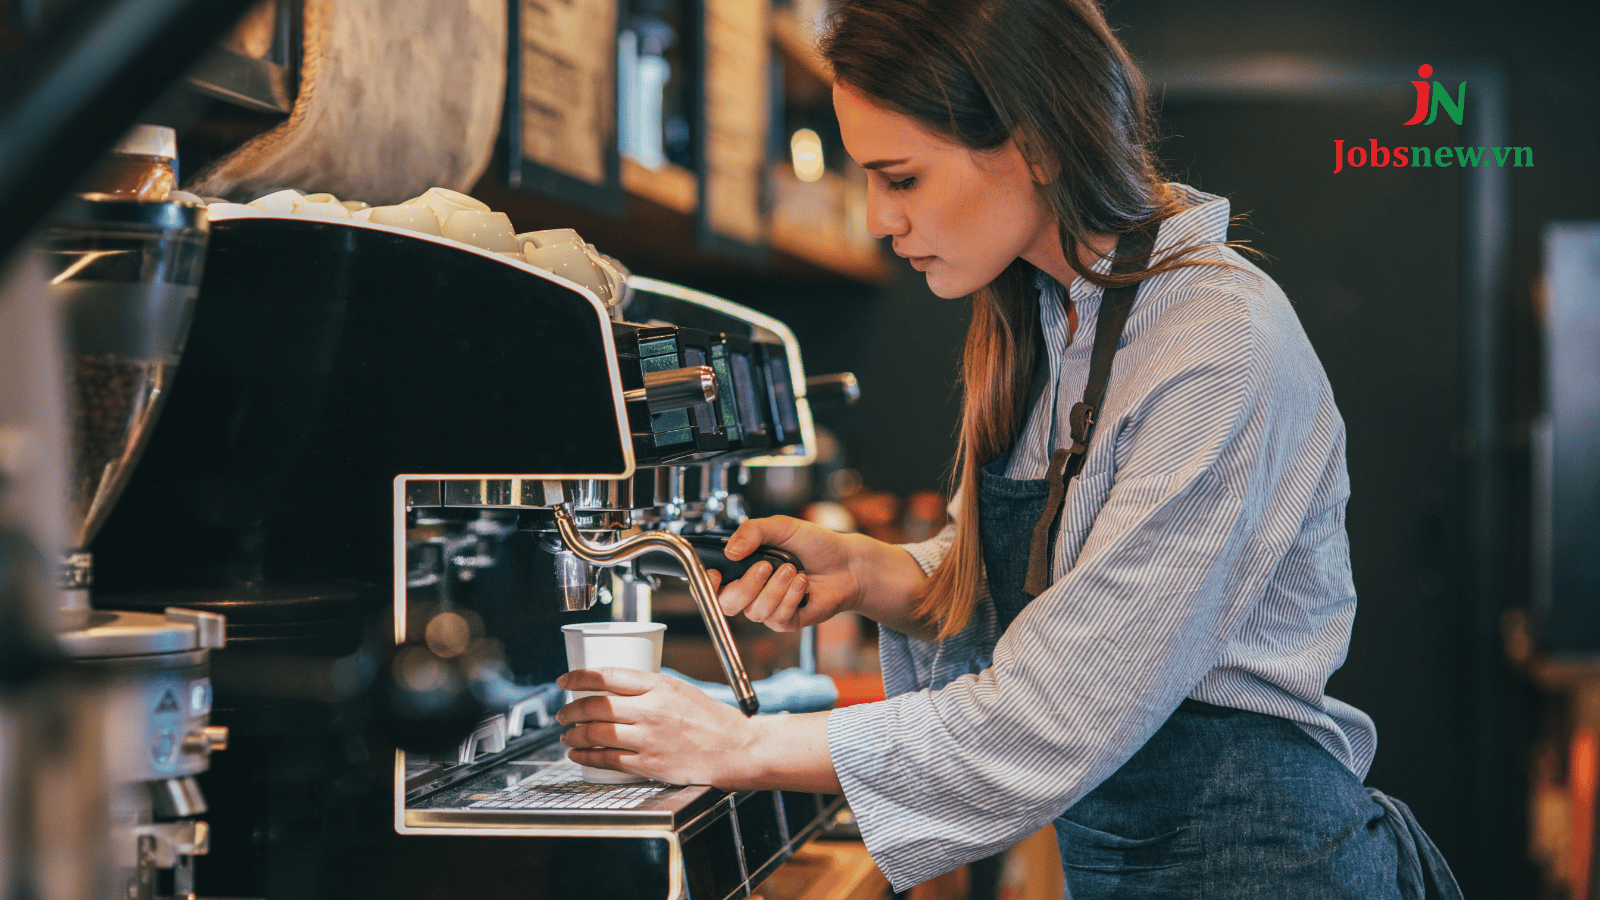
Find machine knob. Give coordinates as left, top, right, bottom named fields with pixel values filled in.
left=623, top=365, right=718, bottom=414
left=181, top=725, right=228, bottom=756
left=805, top=372, right=860, bottom=407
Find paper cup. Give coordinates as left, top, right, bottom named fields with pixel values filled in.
left=561, top=621, right=666, bottom=784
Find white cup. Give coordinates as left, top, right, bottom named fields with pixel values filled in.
left=247, top=188, right=303, bottom=215
left=441, top=209, right=519, bottom=253
left=519, top=229, right=612, bottom=303
left=206, top=202, right=261, bottom=219
left=292, top=199, right=352, bottom=220
left=586, top=243, right=630, bottom=307
left=561, top=621, right=666, bottom=784
left=410, top=186, right=490, bottom=225
left=368, top=204, right=442, bottom=235
left=518, top=227, right=581, bottom=247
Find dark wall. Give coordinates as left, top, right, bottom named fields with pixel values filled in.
left=710, top=2, right=1600, bottom=897
left=1118, top=5, right=1594, bottom=897
left=725, top=263, right=967, bottom=498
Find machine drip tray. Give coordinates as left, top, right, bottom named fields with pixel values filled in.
left=400, top=736, right=846, bottom=900
left=469, top=761, right=672, bottom=811
left=406, top=739, right=723, bottom=829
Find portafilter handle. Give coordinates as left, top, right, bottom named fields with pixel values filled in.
left=552, top=505, right=759, bottom=716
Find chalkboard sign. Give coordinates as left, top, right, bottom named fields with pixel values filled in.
left=698, top=0, right=770, bottom=259
left=503, top=0, right=624, bottom=216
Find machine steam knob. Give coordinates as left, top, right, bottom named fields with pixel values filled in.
left=805, top=372, right=860, bottom=408
left=181, top=725, right=229, bottom=756
left=623, top=365, right=717, bottom=414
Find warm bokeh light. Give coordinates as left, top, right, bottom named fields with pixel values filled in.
left=790, top=128, right=825, bottom=183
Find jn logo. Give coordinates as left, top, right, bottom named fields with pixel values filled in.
left=1403, top=64, right=1465, bottom=126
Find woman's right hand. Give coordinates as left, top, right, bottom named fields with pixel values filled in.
left=711, top=516, right=861, bottom=632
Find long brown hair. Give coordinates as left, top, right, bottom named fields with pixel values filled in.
left=821, top=0, right=1209, bottom=638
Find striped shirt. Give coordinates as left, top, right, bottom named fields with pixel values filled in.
left=826, top=185, right=1377, bottom=891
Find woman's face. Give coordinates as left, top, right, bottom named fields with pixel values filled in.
left=833, top=81, right=1058, bottom=299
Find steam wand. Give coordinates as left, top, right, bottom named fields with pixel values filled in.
left=551, top=505, right=760, bottom=716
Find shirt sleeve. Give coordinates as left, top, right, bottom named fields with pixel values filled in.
left=877, top=524, right=1000, bottom=698
left=828, top=307, right=1292, bottom=891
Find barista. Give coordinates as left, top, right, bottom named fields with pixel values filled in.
left=558, top=0, right=1462, bottom=896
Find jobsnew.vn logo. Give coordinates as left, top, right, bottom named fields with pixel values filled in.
left=1331, top=65, right=1533, bottom=173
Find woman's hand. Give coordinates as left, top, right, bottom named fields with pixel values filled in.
left=710, top=516, right=862, bottom=631
left=713, top=514, right=939, bottom=640
left=556, top=668, right=757, bottom=786
left=556, top=668, right=840, bottom=792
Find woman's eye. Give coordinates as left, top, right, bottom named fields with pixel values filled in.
left=886, top=176, right=916, bottom=191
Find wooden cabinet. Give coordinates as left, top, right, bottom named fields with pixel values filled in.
left=757, top=840, right=891, bottom=900
left=486, top=0, right=888, bottom=287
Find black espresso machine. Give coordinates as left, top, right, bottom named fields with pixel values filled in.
left=88, top=212, right=850, bottom=900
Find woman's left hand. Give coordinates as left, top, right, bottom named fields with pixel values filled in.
left=556, top=668, right=757, bottom=786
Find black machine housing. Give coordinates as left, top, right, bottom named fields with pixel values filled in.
left=90, top=215, right=840, bottom=900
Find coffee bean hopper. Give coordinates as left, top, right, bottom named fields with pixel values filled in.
left=87, top=212, right=851, bottom=900
left=37, top=197, right=228, bottom=900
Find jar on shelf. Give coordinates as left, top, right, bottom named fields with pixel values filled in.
left=79, top=124, right=179, bottom=202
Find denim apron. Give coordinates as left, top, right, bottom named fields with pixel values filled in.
left=977, top=418, right=1463, bottom=894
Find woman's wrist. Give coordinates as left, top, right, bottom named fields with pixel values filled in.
left=845, top=534, right=937, bottom=640
left=723, top=711, right=842, bottom=794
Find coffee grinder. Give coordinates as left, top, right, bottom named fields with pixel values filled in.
left=38, top=197, right=229, bottom=900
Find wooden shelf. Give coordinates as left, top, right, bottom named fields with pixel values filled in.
left=474, top=168, right=890, bottom=290
left=621, top=157, right=696, bottom=215
left=772, top=14, right=832, bottom=106
left=771, top=216, right=890, bottom=284
left=476, top=6, right=889, bottom=288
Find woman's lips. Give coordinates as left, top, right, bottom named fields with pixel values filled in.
left=908, top=255, right=935, bottom=271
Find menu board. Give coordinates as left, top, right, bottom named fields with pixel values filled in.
left=701, top=0, right=770, bottom=248
left=511, top=0, right=621, bottom=211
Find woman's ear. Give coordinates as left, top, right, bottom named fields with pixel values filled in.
left=1012, top=128, right=1060, bottom=185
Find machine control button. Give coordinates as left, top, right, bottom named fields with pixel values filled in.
left=181, top=725, right=228, bottom=756
left=150, top=727, right=178, bottom=769
left=188, top=679, right=212, bottom=715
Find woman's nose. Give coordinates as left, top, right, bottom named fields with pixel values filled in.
left=865, top=186, right=908, bottom=240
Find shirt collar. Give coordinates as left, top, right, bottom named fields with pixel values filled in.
left=1033, top=183, right=1231, bottom=312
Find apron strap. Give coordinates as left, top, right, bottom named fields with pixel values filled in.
left=1022, top=220, right=1161, bottom=597
left=1365, top=787, right=1465, bottom=899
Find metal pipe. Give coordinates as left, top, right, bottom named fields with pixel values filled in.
left=552, top=506, right=759, bottom=716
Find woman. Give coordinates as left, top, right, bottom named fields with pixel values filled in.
left=557, top=0, right=1461, bottom=895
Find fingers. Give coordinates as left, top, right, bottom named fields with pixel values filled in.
left=556, top=667, right=661, bottom=697
left=716, top=558, right=768, bottom=616
left=566, top=745, right=639, bottom=773
left=554, top=676, right=729, bottom=787
left=560, top=719, right=643, bottom=752
left=724, top=516, right=802, bottom=561
left=743, top=564, right=810, bottom=630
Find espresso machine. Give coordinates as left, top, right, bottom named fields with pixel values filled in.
left=88, top=212, right=850, bottom=900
